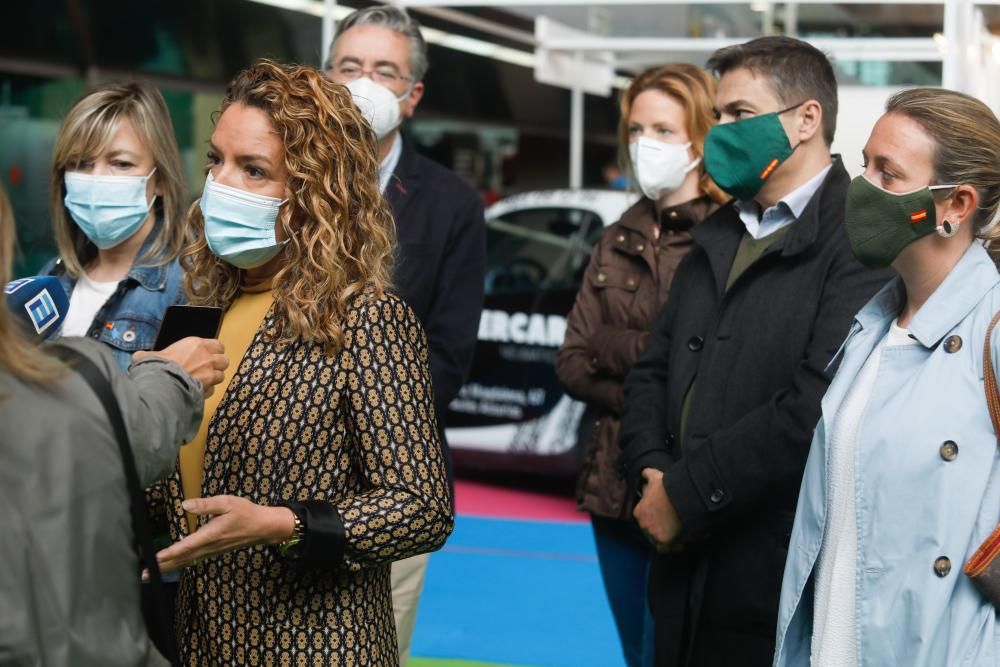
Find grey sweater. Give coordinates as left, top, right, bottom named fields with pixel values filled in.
left=0, top=337, right=203, bottom=666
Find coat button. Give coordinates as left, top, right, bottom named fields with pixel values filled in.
left=709, top=489, right=725, bottom=504
left=688, top=336, right=704, bottom=351
left=635, top=243, right=645, bottom=252
left=669, top=211, right=678, bottom=219
left=940, top=440, right=959, bottom=461
left=122, top=330, right=136, bottom=343
left=597, top=272, right=607, bottom=283
left=626, top=278, right=637, bottom=288
left=944, top=335, right=963, bottom=353
left=934, top=556, right=952, bottom=578
left=617, top=234, right=626, bottom=243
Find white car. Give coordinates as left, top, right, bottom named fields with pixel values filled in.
left=445, top=189, right=637, bottom=477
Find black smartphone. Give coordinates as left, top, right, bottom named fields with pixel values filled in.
left=153, top=305, right=224, bottom=350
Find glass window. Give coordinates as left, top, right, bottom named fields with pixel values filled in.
left=485, top=207, right=602, bottom=294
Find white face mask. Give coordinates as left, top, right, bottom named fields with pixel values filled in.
left=345, top=77, right=409, bottom=140
left=628, top=137, right=701, bottom=201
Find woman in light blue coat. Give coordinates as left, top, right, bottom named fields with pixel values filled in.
left=775, top=88, right=1000, bottom=666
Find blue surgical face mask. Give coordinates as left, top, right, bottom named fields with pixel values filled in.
left=199, top=172, right=288, bottom=269
left=63, top=168, right=157, bottom=249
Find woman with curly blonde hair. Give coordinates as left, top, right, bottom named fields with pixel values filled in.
left=147, top=59, right=454, bottom=666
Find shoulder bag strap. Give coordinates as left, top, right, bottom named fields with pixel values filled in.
left=985, top=312, right=1000, bottom=437
left=56, top=347, right=179, bottom=666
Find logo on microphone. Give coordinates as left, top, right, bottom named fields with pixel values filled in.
left=24, top=289, right=59, bottom=335
left=4, top=278, right=31, bottom=295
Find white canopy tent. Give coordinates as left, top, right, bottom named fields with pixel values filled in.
left=255, top=0, right=1000, bottom=187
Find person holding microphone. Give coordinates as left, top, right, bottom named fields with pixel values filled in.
left=0, top=181, right=228, bottom=666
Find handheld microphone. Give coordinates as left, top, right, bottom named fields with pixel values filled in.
left=4, top=276, right=69, bottom=340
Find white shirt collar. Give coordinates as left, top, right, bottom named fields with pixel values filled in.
left=735, top=162, right=833, bottom=239
left=378, top=132, right=403, bottom=194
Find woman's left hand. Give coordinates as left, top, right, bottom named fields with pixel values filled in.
left=156, top=495, right=295, bottom=573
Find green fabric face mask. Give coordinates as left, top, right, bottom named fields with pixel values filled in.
left=704, top=104, right=801, bottom=202
left=844, top=175, right=957, bottom=268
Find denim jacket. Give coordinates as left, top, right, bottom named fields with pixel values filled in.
left=41, top=226, right=186, bottom=370
left=775, top=241, right=1000, bottom=667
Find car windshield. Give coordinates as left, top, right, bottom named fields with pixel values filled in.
left=485, top=207, right=603, bottom=294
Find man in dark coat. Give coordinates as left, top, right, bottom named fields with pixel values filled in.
left=618, top=37, right=892, bottom=667
left=327, top=6, right=486, bottom=663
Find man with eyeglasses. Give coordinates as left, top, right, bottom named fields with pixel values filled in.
left=326, top=6, right=486, bottom=664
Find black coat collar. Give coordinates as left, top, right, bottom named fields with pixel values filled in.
left=691, top=156, right=849, bottom=292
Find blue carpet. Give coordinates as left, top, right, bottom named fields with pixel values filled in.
left=411, top=515, right=626, bottom=667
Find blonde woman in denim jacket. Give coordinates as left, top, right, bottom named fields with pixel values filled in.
left=41, top=80, right=188, bottom=369
left=776, top=89, right=1000, bottom=666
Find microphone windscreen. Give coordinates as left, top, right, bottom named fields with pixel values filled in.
left=5, top=276, right=70, bottom=340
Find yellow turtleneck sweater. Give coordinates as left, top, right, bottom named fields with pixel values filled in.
left=179, top=281, right=274, bottom=534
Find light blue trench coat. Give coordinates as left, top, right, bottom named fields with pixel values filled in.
left=775, top=242, right=1000, bottom=666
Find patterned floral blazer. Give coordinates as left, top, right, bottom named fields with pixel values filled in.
left=148, top=291, right=454, bottom=666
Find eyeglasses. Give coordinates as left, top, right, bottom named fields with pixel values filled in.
left=331, top=63, right=412, bottom=87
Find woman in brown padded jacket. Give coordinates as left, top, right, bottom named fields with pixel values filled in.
left=555, top=63, right=727, bottom=667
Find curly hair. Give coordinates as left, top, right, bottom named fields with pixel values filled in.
left=182, top=59, right=396, bottom=355
left=618, top=63, right=728, bottom=205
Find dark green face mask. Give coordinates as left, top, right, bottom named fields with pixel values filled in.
left=704, top=104, right=802, bottom=202
left=844, top=175, right=957, bottom=268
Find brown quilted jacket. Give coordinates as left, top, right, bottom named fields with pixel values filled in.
left=555, top=195, right=718, bottom=519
